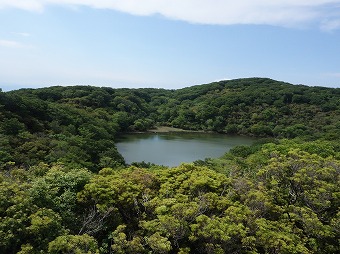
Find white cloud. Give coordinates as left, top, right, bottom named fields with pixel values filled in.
left=0, top=39, right=25, bottom=48
left=11, top=32, right=31, bottom=37
left=320, top=19, right=340, bottom=31
left=0, top=1, right=340, bottom=29
left=0, top=0, right=44, bottom=11
left=213, top=77, right=232, bottom=82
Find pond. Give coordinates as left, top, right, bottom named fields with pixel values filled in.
left=116, top=132, right=255, bottom=167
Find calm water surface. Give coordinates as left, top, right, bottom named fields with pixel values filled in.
left=116, top=133, right=255, bottom=167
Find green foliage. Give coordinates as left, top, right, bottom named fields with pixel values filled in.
left=0, top=79, right=339, bottom=253
left=28, top=208, right=65, bottom=249
left=0, top=143, right=339, bottom=253
left=1, top=78, right=339, bottom=170
left=0, top=180, right=34, bottom=253
left=29, top=165, right=92, bottom=231
left=110, top=225, right=145, bottom=253
left=48, top=234, right=99, bottom=254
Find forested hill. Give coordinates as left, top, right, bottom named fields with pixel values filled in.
left=0, top=78, right=340, bottom=253
left=0, top=78, right=339, bottom=170
left=162, top=78, right=340, bottom=138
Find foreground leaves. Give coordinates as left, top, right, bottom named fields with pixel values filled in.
left=0, top=140, right=339, bottom=253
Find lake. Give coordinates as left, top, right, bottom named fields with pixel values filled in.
left=116, top=132, right=255, bottom=167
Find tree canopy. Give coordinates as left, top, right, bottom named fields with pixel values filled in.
left=0, top=78, right=339, bottom=253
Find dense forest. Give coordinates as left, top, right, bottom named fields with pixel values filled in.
left=0, top=78, right=339, bottom=253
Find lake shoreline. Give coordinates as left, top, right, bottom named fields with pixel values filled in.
left=121, top=125, right=264, bottom=138
left=120, top=126, right=209, bottom=135
left=147, top=126, right=205, bottom=133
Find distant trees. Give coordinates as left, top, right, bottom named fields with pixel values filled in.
left=0, top=78, right=339, bottom=171
left=165, top=78, right=339, bottom=138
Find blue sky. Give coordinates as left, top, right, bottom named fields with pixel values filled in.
left=1, top=1, right=340, bottom=91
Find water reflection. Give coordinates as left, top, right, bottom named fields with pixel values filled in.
left=116, top=133, right=255, bottom=167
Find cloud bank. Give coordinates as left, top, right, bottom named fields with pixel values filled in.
left=0, top=0, right=340, bottom=29
left=0, top=39, right=25, bottom=48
